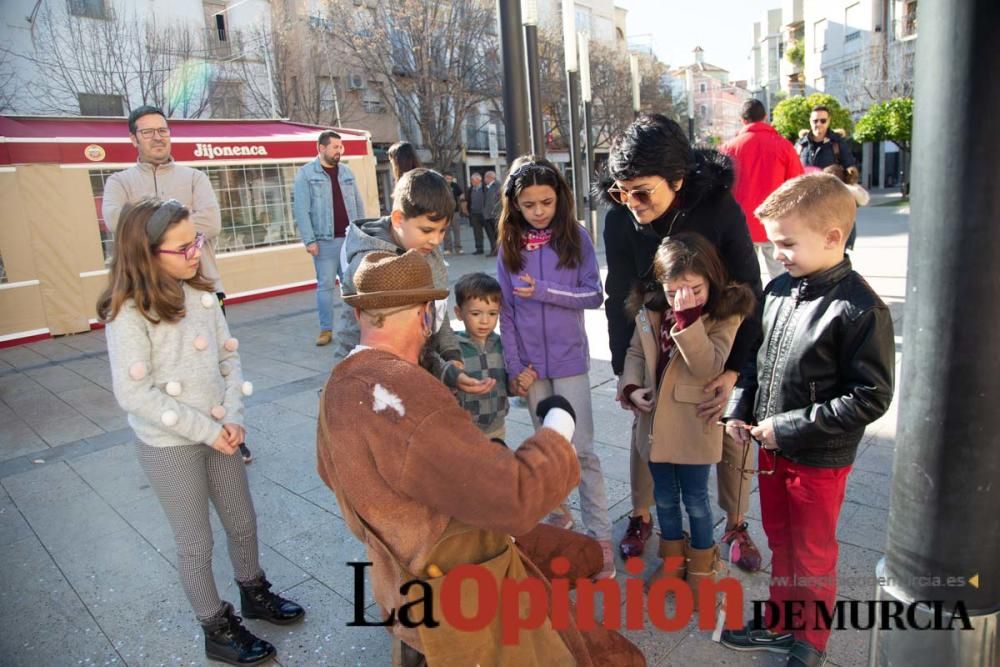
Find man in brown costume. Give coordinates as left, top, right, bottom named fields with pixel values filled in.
left=316, top=250, right=645, bottom=666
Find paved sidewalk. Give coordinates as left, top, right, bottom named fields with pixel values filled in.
left=0, top=204, right=909, bottom=667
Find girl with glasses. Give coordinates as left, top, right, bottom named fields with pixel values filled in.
left=97, top=197, right=303, bottom=665
left=600, top=113, right=765, bottom=573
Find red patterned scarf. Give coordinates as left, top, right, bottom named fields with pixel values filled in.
left=521, top=228, right=553, bottom=251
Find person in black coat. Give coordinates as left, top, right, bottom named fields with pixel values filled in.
left=598, top=113, right=764, bottom=569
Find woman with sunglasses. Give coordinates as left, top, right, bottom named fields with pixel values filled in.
left=99, top=198, right=303, bottom=666
left=599, top=113, right=764, bottom=572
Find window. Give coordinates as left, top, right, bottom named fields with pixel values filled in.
left=67, top=0, right=108, bottom=19
left=814, top=76, right=826, bottom=91
left=78, top=93, right=123, bottom=116
left=203, top=0, right=231, bottom=58
left=317, top=76, right=340, bottom=112
left=0, top=249, right=7, bottom=284
left=900, top=0, right=917, bottom=38
left=845, top=2, right=862, bottom=43
left=575, top=7, right=592, bottom=35
left=813, top=19, right=827, bottom=52
left=699, top=83, right=706, bottom=93
left=210, top=81, right=243, bottom=118
left=699, top=104, right=708, bottom=118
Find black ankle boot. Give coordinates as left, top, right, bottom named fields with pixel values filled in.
left=201, top=602, right=276, bottom=666
left=239, top=575, right=305, bottom=625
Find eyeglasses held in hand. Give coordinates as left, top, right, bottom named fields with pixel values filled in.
left=136, top=127, right=171, bottom=139
left=607, top=178, right=667, bottom=206
left=157, top=232, right=205, bottom=261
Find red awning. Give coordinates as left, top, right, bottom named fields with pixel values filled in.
left=0, top=116, right=371, bottom=166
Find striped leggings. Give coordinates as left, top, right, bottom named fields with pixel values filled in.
left=137, top=442, right=263, bottom=621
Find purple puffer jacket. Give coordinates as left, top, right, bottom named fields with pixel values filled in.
left=497, top=230, right=603, bottom=380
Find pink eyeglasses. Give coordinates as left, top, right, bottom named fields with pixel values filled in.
left=157, top=232, right=205, bottom=261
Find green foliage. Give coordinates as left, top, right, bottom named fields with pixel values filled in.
left=771, top=93, right=854, bottom=141
left=854, top=97, right=913, bottom=150
left=786, top=40, right=805, bottom=67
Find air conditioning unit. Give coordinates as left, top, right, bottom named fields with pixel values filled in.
left=347, top=74, right=365, bottom=90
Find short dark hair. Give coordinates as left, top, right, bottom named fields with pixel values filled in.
left=607, top=113, right=693, bottom=183
left=811, top=105, right=831, bottom=115
left=318, top=130, right=342, bottom=146
left=741, top=99, right=767, bottom=122
left=128, top=105, right=166, bottom=135
left=454, top=272, right=502, bottom=307
left=392, top=168, right=454, bottom=221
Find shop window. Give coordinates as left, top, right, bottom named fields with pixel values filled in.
left=88, top=162, right=307, bottom=263
left=79, top=93, right=124, bottom=116
left=201, top=163, right=305, bottom=252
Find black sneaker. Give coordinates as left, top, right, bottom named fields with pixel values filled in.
left=720, top=620, right=795, bottom=653
left=787, top=640, right=826, bottom=666
left=239, top=443, right=252, bottom=464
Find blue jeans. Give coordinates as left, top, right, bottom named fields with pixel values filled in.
left=648, top=462, right=714, bottom=549
left=312, top=237, right=344, bottom=332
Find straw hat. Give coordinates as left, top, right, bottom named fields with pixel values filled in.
left=343, top=250, right=449, bottom=311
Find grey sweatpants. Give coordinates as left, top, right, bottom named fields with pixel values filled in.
left=527, top=373, right=612, bottom=540
left=137, top=442, right=263, bottom=621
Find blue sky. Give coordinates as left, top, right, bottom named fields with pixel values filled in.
left=616, top=0, right=781, bottom=80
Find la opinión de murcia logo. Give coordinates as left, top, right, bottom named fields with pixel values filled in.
left=345, top=559, right=976, bottom=641
left=193, top=143, right=269, bottom=159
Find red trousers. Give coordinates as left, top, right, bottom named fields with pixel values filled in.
left=758, top=448, right=851, bottom=652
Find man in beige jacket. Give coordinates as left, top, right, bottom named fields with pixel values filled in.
left=100, top=106, right=250, bottom=461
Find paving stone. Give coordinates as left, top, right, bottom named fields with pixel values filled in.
left=255, top=436, right=325, bottom=494
left=243, top=471, right=334, bottom=547
left=0, top=496, right=33, bottom=547
left=20, top=491, right=132, bottom=554
left=23, top=338, right=84, bottom=362
left=837, top=502, right=890, bottom=553
left=24, top=364, right=96, bottom=393
left=30, top=411, right=106, bottom=447
left=243, top=402, right=315, bottom=439
left=273, top=388, right=323, bottom=419
left=59, top=383, right=129, bottom=432
left=0, top=536, right=121, bottom=666
left=845, top=469, right=892, bottom=511
left=300, top=483, right=344, bottom=519
left=67, top=442, right=153, bottom=509
left=0, top=414, right=50, bottom=462
left=2, top=460, right=94, bottom=506
left=0, top=345, right=50, bottom=369
left=271, top=518, right=374, bottom=609
left=249, top=578, right=392, bottom=667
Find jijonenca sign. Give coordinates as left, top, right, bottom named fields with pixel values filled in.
left=193, top=143, right=269, bottom=159
left=345, top=558, right=975, bottom=643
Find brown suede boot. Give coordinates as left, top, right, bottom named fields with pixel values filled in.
left=646, top=535, right=687, bottom=587
left=685, top=542, right=724, bottom=611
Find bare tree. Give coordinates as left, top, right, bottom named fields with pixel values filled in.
left=0, top=49, right=15, bottom=113
left=327, top=0, right=501, bottom=170
left=841, top=32, right=915, bottom=113
left=1, top=4, right=274, bottom=119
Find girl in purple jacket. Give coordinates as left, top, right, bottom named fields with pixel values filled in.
left=496, top=155, right=615, bottom=579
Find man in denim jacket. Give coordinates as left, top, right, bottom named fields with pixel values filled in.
left=293, top=131, right=366, bottom=346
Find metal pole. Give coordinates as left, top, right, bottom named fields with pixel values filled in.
left=567, top=71, right=584, bottom=220
left=524, top=24, right=545, bottom=156
left=522, top=0, right=544, bottom=157
left=630, top=53, right=641, bottom=118
left=497, top=0, right=531, bottom=164
left=561, top=0, right=583, bottom=218
left=579, top=33, right=595, bottom=241
left=870, top=0, right=1000, bottom=664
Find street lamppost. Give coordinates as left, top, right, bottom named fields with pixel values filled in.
left=562, top=0, right=584, bottom=219
left=522, top=0, right=545, bottom=157
left=579, top=32, right=597, bottom=241
left=630, top=53, right=641, bottom=118
left=685, top=68, right=695, bottom=142
left=497, top=0, right=531, bottom=165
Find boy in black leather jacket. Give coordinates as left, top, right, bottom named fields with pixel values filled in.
left=719, top=174, right=895, bottom=667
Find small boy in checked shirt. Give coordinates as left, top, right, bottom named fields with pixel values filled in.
left=452, top=273, right=536, bottom=443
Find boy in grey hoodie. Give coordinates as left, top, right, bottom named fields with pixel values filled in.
left=334, top=169, right=490, bottom=395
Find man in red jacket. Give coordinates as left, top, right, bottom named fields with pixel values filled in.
left=722, top=99, right=804, bottom=279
